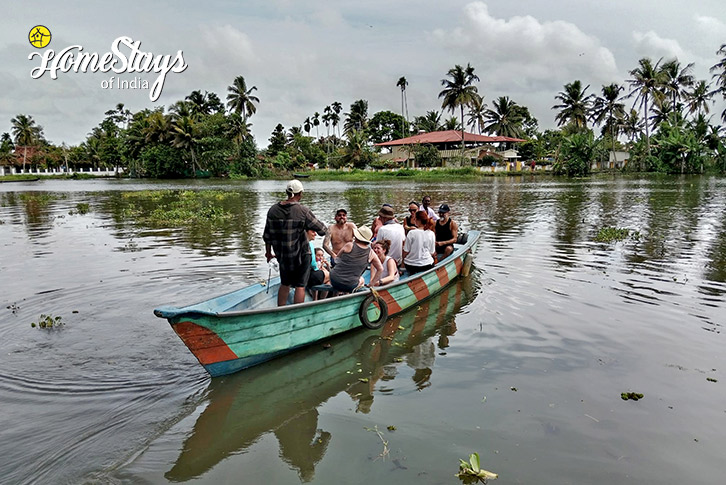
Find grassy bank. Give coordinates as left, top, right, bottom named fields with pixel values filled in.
left=301, top=167, right=544, bottom=181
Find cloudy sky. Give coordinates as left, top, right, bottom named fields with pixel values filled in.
left=2, top=0, right=725, bottom=147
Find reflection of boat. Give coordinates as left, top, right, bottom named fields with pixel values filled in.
left=154, top=231, right=480, bottom=377
left=165, top=282, right=473, bottom=482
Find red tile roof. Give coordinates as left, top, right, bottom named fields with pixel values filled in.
left=375, top=130, right=525, bottom=146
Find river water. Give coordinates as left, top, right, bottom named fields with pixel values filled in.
left=1, top=175, right=725, bottom=484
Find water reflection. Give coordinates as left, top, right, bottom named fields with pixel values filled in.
left=165, top=281, right=473, bottom=482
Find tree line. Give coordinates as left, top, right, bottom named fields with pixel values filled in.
left=2, top=44, right=726, bottom=177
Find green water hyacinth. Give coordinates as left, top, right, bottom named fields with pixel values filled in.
left=456, top=452, right=498, bottom=483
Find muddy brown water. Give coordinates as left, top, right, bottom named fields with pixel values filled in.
left=1, top=175, right=725, bottom=484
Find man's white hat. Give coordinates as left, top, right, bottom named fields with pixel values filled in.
left=286, top=179, right=304, bottom=195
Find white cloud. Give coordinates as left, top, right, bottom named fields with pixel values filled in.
left=694, top=15, right=726, bottom=39
left=632, top=30, right=688, bottom=61
left=433, top=2, right=618, bottom=93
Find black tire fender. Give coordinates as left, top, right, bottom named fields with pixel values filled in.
left=359, top=294, right=388, bottom=329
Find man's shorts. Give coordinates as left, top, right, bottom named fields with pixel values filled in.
left=306, top=269, right=326, bottom=288
left=280, top=252, right=312, bottom=288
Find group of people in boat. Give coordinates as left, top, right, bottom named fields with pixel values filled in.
left=263, top=180, right=459, bottom=306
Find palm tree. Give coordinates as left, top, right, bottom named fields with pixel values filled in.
left=590, top=83, right=626, bottom=156
left=626, top=57, right=666, bottom=154
left=172, top=116, right=201, bottom=173
left=685, top=80, right=713, bottom=117
left=227, top=112, right=252, bottom=145
left=466, top=94, right=487, bottom=134
left=312, top=112, right=320, bottom=138
left=439, top=63, right=480, bottom=154
left=413, top=111, right=442, bottom=133
left=484, top=96, right=524, bottom=138
left=226, top=75, right=259, bottom=120
left=618, top=109, right=644, bottom=144
left=552, top=80, right=593, bottom=129
left=660, top=59, right=695, bottom=111
left=709, top=44, right=726, bottom=121
left=344, top=99, right=369, bottom=138
left=443, top=116, right=460, bottom=131
left=396, top=76, right=409, bottom=135
left=303, top=117, right=312, bottom=138
left=144, top=110, right=172, bottom=144
left=11, top=114, right=43, bottom=171
left=331, top=102, right=343, bottom=137
left=323, top=105, right=332, bottom=137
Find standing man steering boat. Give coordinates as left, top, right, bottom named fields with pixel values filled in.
left=263, top=180, right=327, bottom=306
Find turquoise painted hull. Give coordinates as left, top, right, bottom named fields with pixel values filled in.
left=154, top=231, right=480, bottom=377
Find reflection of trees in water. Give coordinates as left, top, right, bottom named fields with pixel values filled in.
left=703, top=207, right=726, bottom=287
left=165, top=280, right=473, bottom=482
left=551, top=184, right=588, bottom=268
left=0, top=192, right=59, bottom=242
left=97, top=190, right=261, bottom=257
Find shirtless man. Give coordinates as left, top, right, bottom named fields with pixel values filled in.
left=322, top=208, right=357, bottom=266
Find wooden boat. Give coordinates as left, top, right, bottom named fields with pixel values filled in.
left=154, top=230, right=479, bottom=377
left=164, top=283, right=473, bottom=481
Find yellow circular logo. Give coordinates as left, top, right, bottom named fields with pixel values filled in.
left=28, top=25, right=52, bottom=48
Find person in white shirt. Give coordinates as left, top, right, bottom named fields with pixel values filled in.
left=374, top=205, right=406, bottom=266
left=402, top=210, right=436, bottom=275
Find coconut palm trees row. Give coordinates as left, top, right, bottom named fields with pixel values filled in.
left=553, top=56, right=722, bottom=156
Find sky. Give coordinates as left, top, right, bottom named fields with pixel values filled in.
left=2, top=0, right=725, bottom=147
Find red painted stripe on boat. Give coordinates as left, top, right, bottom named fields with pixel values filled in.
left=454, top=257, right=463, bottom=274
left=380, top=289, right=403, bottom=314
left=435, top=265, right=450, bottom=287
left=173, top=321, right=238, bottom=365
left=407, top=277, right=430, bottom=301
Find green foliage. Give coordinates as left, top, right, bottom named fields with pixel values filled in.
left=70, top=203, right=90, bottom=215
left=412, top=143, right=442, bottom=167
left=140, top=144, right=186, bottom=178
left=594, top=227, right=640, bottom=243
left=229, top=137, right=259, bottom=177
left=456, top=453, right=498, bottom=484
left=19, top=193, right=54, bottom=205
left=477, top=154, right=500, bottom=167
left=31, top=314, right=64, bottom=329
left=621, top=392, right=644, bottom=401
left=367, top=110, right=409, bottom=144
left=554, top=130, right=602, bottom=177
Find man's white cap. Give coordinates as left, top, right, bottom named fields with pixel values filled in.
left=286, top=179, right=304, bottom=195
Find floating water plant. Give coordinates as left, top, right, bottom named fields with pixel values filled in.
left=706, top=377, right=718, bottom=383
left=69, top=202, right=90, bottom=215
left=594, top=227, right=640, bottom=243
left=621, top=392, right=644, bottom=401
left=456, top=452, right=498, bottom=483
left=30, top=314, right=64, bottom=329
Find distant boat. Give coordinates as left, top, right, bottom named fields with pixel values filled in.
left=293, top=173, right=310, bottom=178
left=154, top=231, right=480, bottom=377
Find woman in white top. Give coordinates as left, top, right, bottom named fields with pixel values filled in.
left=402, top=210, right=436, bottom=275
left=371, top=239, right=400, bottom=285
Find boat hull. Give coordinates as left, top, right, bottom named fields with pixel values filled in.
left=156, top=231, right=479, bottom=377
